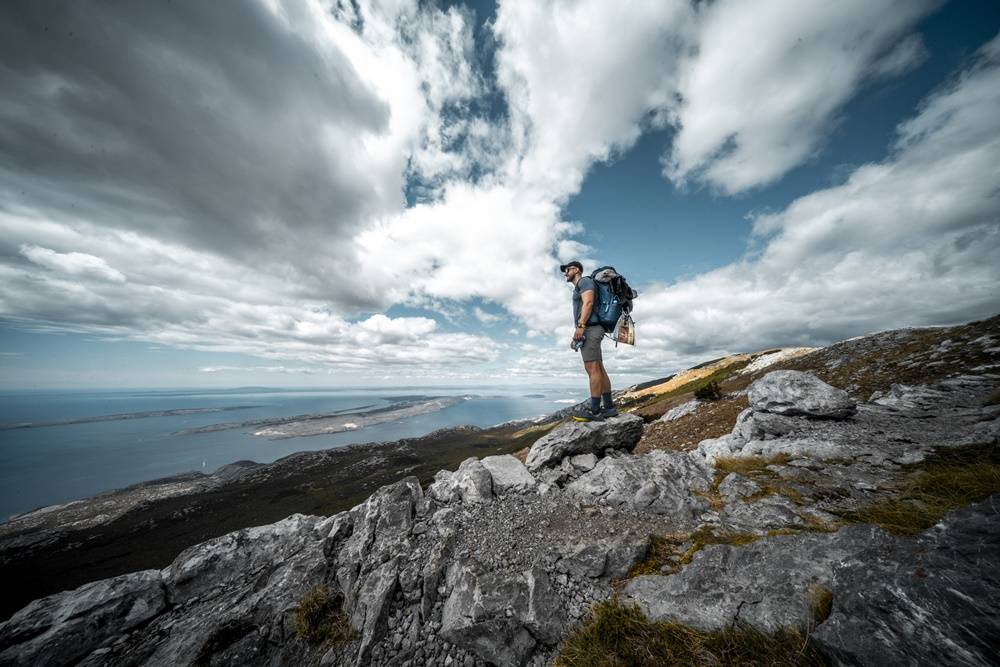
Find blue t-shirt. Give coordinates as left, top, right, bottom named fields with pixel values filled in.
left=573, top=276, right=596, bottom=327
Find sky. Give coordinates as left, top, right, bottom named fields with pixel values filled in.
left=1, top=0, right=998, bottom=390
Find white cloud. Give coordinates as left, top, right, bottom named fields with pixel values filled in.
left=664, top=0, right=942, bottom=194
left=494, top=0, right=694, bottom=200
left=1, top=0, right=995, bottom=388
left=19, top=244, right=126, bottom=283
left=474, top=307, right=502, bottom=325
left=620, top=33, right=1000, bottom=375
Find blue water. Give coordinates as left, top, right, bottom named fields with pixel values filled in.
left=0, top=386, right=582, bottom=520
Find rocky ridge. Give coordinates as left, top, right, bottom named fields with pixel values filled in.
left=2, top=321, right=999, bottom=666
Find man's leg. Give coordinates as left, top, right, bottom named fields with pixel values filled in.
left=597, top=361, right=615, bottom=415
left=584, top=360, right=603, bottom=399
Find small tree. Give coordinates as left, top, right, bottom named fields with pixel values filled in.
left=694, top=380, right=722, bottom=401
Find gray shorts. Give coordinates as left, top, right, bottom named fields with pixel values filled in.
left=580, top=325, right=605, bottom=363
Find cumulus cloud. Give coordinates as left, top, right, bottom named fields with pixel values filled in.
left=0, top=0, right=994, bottom=386
left=664, top=0, right=942, bottom=194
left=623, top=32, right=1000, bottom=375
left=19, top=244, right=126, bottom=283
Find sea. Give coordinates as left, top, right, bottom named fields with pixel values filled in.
left=0, top=386, right=582, bottom=521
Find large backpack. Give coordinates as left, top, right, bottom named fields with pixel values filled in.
left=587, top=266, right=638, bottom=332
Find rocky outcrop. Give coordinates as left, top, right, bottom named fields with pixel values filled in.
left=696, top=371, right=859, bottom=464
left=2, top=324, right=999, bottom=666
left=813, top=497, right=1000, bottom=666
left=0, top=570, right=166, bottom=666
left=524, top=414, right=644, bottom=471
left=622, top=524, right=895, bottom=632
left=566, top=450, right=711, bottom=523
left=480, top=455, right=536, bottom=494
left=748, top=370, right=857, bottom=418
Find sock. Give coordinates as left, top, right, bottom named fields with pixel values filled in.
left=589, top=397, right=601, bottom=413
left=602, top=392, right=613, bottom=409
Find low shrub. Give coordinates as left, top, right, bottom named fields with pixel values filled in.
left=293, top=585, right=355, bottom=645
left=694, top=380, right=723, bottom=401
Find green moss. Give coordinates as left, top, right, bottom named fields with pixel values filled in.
left=841, top=443, right=1000, bottom=535
left=555, top=598, right=827, bottom=667
left=983, top=390, right=1000, bottom=407
left=293, top=586, right=356, bottom=645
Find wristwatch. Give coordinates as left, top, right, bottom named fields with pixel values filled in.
left=577, top=324, right=586, bottom=329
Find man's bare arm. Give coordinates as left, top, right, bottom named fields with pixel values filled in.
left=578, top=290, right=595, bottom=326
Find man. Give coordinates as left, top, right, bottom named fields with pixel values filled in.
left=561, top=260, right=617, bottom=421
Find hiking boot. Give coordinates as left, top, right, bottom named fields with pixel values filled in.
left=570, top=406, right=605, bottom=422
left=601, top=406, right=619, bottom=418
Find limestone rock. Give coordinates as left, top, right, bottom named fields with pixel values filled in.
left=352, top=558, right=399, bottom=666
left=550, top=530, right=649, bottom=580
left=567, top=450, right=711, bottom=522
left=749, top=370, right=856, bottom=419
left=525, top=414, right=644, bottom=471
left=659, top=400, right=700, bottom=422
left=621, top=524, right=894, bottom=633
left=441, top=561, right=566, bottom=665
left=568, top=453, right=598, bottom=472
left=717, top=473, right=762, bottom=503
left=454, top=458, right=494, bottom=504
left=813, top=497, right=1000, bottom=666
left=481, top=455, right=536, bottom=494
left=0, top=570, right=166, bottom=666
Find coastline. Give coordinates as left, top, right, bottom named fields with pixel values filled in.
left=0, top=414, right=566, bottom=621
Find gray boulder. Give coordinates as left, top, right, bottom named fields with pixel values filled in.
left=566, top=450, right=711, bottom=522
left=429, top=459, right=494, bottom=504
left=550, top=530, right=649, bottom=579
left=441, top=561, right=565, bottom=665
left=454, top=458, right=494, bottom=504
left=749, top=370, right=856, bottom=419
left=481, top=455, right=536, bottom=494
left=525, top=414, right=644, bottom=471
left=621, top=524, right=894, bottom=633
left=813, top=496, right=1000, bottom=666
left=0, top=570, right=166, bottom=666
left=659, top=399, right=701, bottom=422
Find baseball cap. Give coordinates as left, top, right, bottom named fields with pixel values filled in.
left=559, top=260, right=583, bottom=272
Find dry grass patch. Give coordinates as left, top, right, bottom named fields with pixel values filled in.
left=635, top=394, right=749, bottom=455
left=626, top=534, right=690, bottom=578
left=555, top=598, right=827, bottom=667
left=841, top=443, right=1000, bottom=535
left=293, top=585, right=356, bottom=645
left=713, top=453, right=792, bottom=479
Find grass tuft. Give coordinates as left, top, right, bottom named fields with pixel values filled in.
left=293, top=585, right=356, bottom=645
left=555, top=598, right=827, bottom=667
left=806, top=584, right=833, bottom=624
left=714, top=454, right=792, bottom=479
left=841, top=443, right=1000, bottom=534
left=626, top=534, right=689, bottom=577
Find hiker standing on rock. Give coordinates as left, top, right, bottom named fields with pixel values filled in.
left=562, top=260, right=617, bottom=421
